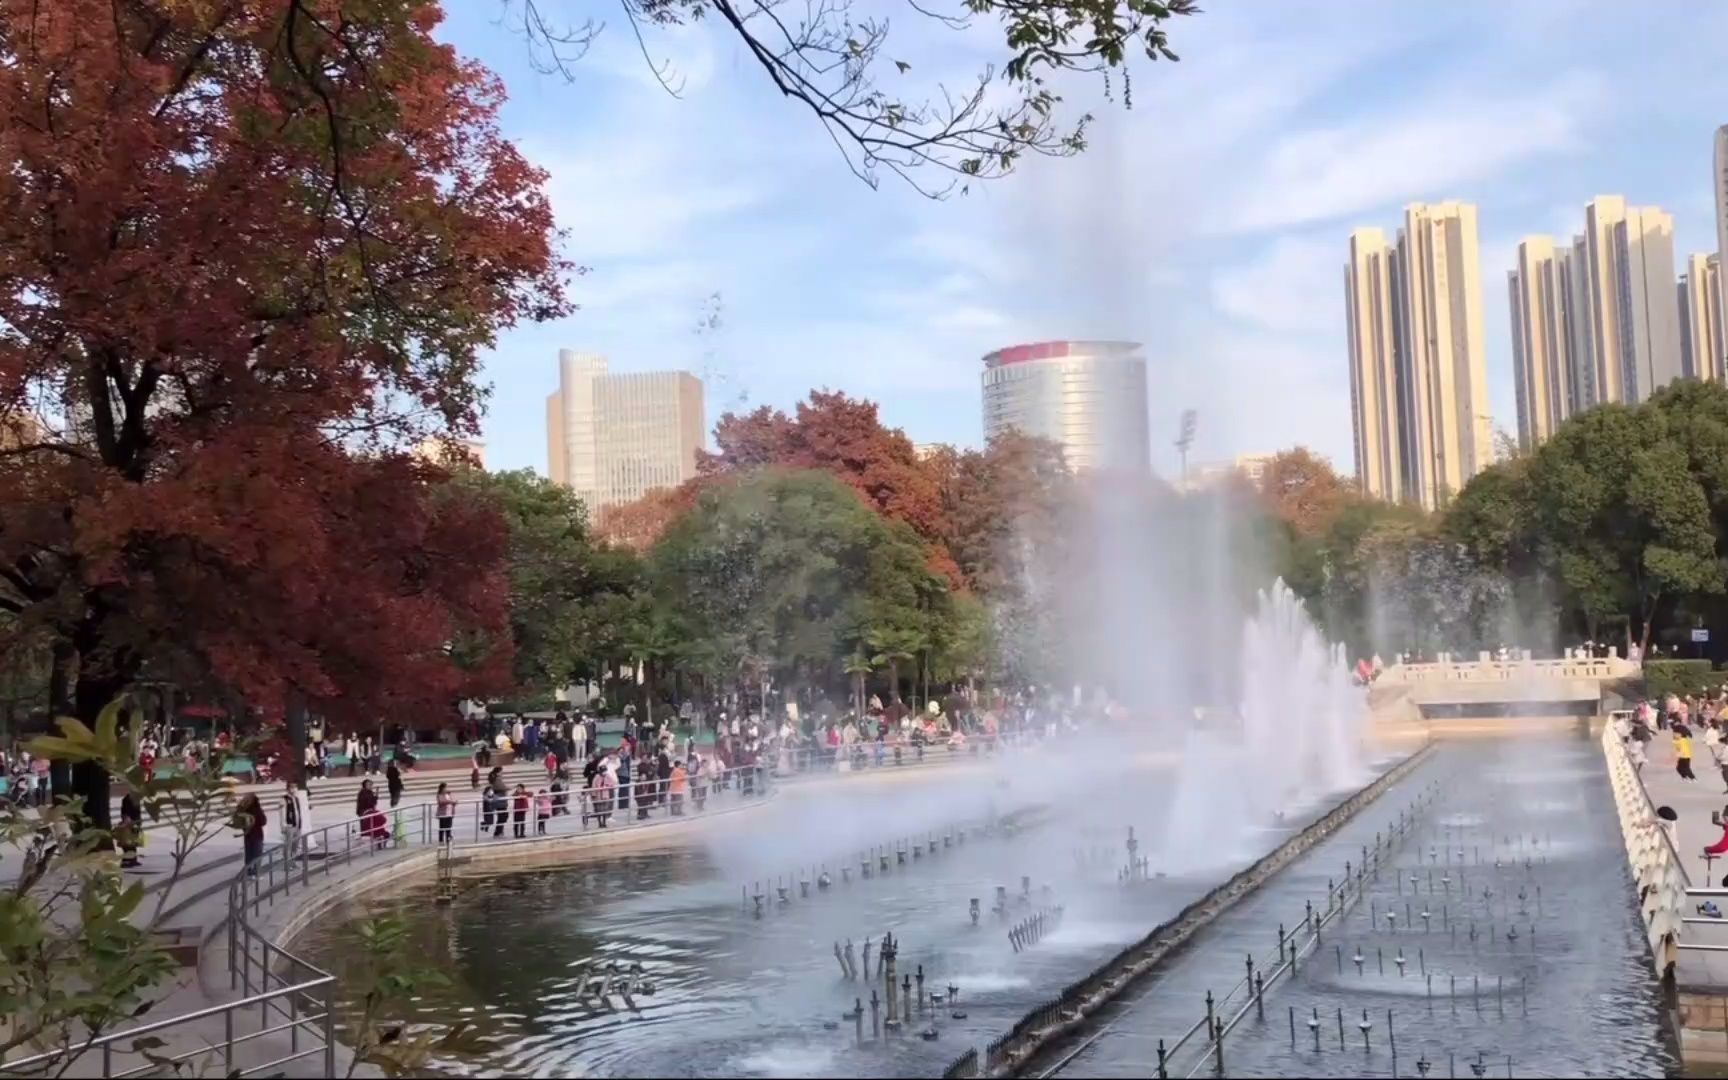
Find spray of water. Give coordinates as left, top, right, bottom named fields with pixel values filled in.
left=1161, top=578, right=1367, bottom=873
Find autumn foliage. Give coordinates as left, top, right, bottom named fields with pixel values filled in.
left=702, top=391, right=959, bottom=582
left=1256, top=448, right=1350, bottom=536
left=0, top=0, right=566, bottom=816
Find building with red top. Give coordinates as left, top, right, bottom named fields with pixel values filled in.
left=980, top=340, right=1150, bottom=473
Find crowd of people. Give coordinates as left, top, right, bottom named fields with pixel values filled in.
left=1614, top=691, right=1728, bottom=881
left=1615, top=691, right=1728, bottom=791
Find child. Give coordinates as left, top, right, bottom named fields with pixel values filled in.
left=535, top=789, right=552, bottom=835
left=512, top=784, right=529, bottom=839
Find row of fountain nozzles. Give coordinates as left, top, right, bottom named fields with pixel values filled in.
left=574, top=960, right=655, bottom=1000
left=1009, top=906, right=1064, bottom=952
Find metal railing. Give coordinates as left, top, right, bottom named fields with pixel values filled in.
left=960, top=743, right=1439, bottom=1078
left=1, top=764, right=776, bottom=1077
left=768, top=728, right=1042, bottom=777
left=1164, top=791, right=1438, bottom=1079
left=0, top=979, right=337, bottom=1079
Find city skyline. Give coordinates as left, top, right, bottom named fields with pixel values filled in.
left=439, top=3, right=1728, bottom=484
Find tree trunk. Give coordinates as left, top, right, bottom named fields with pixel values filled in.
left=73, top=668, right=127, bottom=834
left=287, top=694, right=308, bottom=791
left=46, top=641, right=74, bottom=804
left=888, top=660, right=900, bottom=705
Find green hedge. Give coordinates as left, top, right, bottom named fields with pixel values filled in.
left=1643, top=659, right=1720, bottom=700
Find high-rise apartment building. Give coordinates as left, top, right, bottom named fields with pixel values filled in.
left=1342, top=203, right=1491, bottom=510
left=1620, top=205, right=1684, bottom=398
left=1343, top=228, right=1405, bottom=501
left=1579, top=196, right=1683, bottom=403
left=1566, top=235, right=1597, bottom=410
left=1715, top=126, right=1728, bottom=345
left=544, top=350, right=705, bottom=513
left=1508, top=237, right=1583, bottom=449
left=979, top=340, right=1150, bottom=474
left=1681, top=253, right=1725, bottom=382
left=1400, top=202, right=1491, bottom=508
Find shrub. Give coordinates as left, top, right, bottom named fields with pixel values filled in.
left=1643, top=659, right=1719, bottom=700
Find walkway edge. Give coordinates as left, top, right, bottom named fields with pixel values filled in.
left=966, top=743, right=1437, bottom=1079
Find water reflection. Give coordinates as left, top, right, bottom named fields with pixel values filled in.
left=289, top=741, right=1666, bottom=1080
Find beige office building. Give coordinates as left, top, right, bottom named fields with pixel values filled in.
left=413, top=437, right=486, bottom=468
left=1579, top=196, right=1683, bottom=403
left=1681, top=253, right=1725, bottom=382
left=1344, top=227, right=1405, bottom=501
left=1508, top=237, right=1585, bottom=449
left=545, top=350, right=704, bottom=513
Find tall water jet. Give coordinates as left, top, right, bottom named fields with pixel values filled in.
left=1161, top=579, right=1367, bottom=872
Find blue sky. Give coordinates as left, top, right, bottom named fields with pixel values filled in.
left=443, top=1, right=1728, bottom=480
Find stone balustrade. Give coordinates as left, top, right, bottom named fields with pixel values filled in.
left=1601, top=721, right=1685, bottom=978
left=1378, top=653, right=1641, bottom=686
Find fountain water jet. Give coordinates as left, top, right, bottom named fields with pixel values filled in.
left=1161, top=579, right=1368, bottom=872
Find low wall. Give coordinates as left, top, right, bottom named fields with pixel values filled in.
left=961, top=742, right=1437, bottom=1078
left=1599, top=723, right=1684, bottom=979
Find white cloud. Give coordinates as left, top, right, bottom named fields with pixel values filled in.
left=1220, top=73, right=1604, bottom=233
left=466, top=0, right=1726, bottom=477
left=1212, top=236, right=1341, bottom=336
left=929, top=304, right=1012, bottom=333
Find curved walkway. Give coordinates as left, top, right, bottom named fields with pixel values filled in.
left=6, top=749, right=1020, bottom=1078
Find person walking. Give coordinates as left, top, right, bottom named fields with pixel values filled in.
left=1675, top=726, right=1698, bottom=781
left=386, top=759, right=404, bottom=808
left=436, top=781, right=456, bottom=845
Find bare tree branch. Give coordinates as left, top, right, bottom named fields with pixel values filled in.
left=502, top=0, right=1198, bottom=198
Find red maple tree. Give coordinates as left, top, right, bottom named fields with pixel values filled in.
left=0, top=0, right=567, bottom=823
left=595, top=480, right=704, bottom=552
left=704, top=391, right=961, bottom=583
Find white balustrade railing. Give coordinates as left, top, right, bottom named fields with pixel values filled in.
left=1601, top=720, right=1687, bottom=975
left=1380, top=654, right=1640, bottom=686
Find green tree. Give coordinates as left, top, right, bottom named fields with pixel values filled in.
left=451, top=469, right=642, bottom=697
left=842, top=649, right=875, bottom=718
left=621, top=599, right=687, bottom=727
left=651, top=470, right=928, bottom=698
left=1526, top=404, right=1721, bottom=652
left=4, top=698, right=240, bottom=1070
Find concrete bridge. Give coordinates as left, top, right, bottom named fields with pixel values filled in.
left=1373, top=652, right=1642, bottom=719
